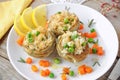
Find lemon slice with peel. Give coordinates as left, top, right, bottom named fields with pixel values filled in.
left=20, top=7, right=36, bottom=30
left=32, top=4, right=47, bottom=27
left=14, top=15, right=28, bottom=36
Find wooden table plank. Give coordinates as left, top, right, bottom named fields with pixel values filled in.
left=0, top=56, right=26, bottom=80
left=0, top=0, right=119, bottom=80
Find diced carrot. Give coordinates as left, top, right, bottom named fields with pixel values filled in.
left=61, top=73, right=67, bottom=80
left=63, top=67, right=70, bottom=74
left=85, top=66, right=93, bottom=73
left=26, top=57, right=32, bottom=64
left=79, top=24, right=84, bottom=30
left=87, top=32, right=97, bottom=38
left=45, top=69, right=50, bottom=75
left=45, top=22, right=48, bottom=29
left=83, top=32, right=89, bottom=37
left=78, top=65, right=86, bottom=75
left=78, top=65, right=93, bottom=75
left=31, top=65, right=38, bottom=72
left=92, top=44, right=99, bottom=49
left=41, top=70, right=47, bottom=77
left=17, top=36, right=25, bottom=46
left=97, top=47, right=104, bottom=56
left=40, top=69, right=50, bottom=77
left=89, top=48, right=92, bottom=54
left=39, top=60, right=50, bottom=67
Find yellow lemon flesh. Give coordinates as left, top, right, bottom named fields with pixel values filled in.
left=14, top=15, right=29, bottom=36
left=32, top=4, right=47, bottom=27
left=20, top=7, right=36, bottom=30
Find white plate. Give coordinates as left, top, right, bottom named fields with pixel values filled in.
left=7, top=3, right=119, bottom=80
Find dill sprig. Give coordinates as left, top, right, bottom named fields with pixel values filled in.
left=17, top=57, right=26, bottom=63
left=88, top=19, right=95, bottom=27
left=92, top=61, right=101, bottom=67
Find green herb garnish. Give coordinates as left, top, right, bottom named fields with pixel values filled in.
left=71, top=34, right=78, bottom=40
left=28, top=38, right=34, bottom=43
left=63, top=26, right=68, bottom=31
left=41, top=38, right=45, bottom=41
left=36, top=31, right=40, bottom=36
left=17, top=57, right=26, bottom=63
left=80, top=21, right=83, bottom=24
left=57, top=11, right=61, bottom=14
left=92, top=39, right=99, bottom=44
left=70, top=44, right=75, bottom=48
left=92, top=61, right=101, bottom=67
left=82, top=42, right=87, bottom=46
left=63, top=44, right=69, bottom=48
left=88, top=19, right=95, bottom=27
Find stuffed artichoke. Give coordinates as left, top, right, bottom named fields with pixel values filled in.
left=57, top=31, right=89, bottom=63
left=23, top=27, right=55, bottom=58
left=48, top=11, right=80, bottom=36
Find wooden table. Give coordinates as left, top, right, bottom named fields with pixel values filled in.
left=0, top=0, right=120, bottom=80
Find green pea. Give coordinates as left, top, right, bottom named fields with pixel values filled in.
left=71, top=34, right=78, bottom=40
left=63, top=44, right=69, bottom=48
left=64, top=18, right=69, bottom=24
left=70, top=44, right=75, bottom=48
left=36, top=31, right=40, bottom=36
left=69, top=71, right=74, bottom=76
left=88, top=38, right=94, bottom=43
left=68, top=47, right=74, bottom=53
left=57, top=11, right=61, bottom=14
left=92, top=48, right=97, bottom=53
left=27, top=32, right=32, bottom=38
left=63, top=26, right=68, bottom=31
left=90, top=28, right=96, bottom=33
left=82, top=42, right=87, bottom=46
left=54, top=58, right=61, bottom=64
left=49, top=73, right=54, bottom=78
left=28, top=38, right=34, bottom=43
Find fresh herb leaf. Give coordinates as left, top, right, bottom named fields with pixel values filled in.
left=70, top=44, right=75, bottom=48
left=82, top=42, right=87, bottom=46
left=57, top=11, right=61, bottom=14
left=80, top=21, right=83, bottom=24
left=18, top=57, right=26, bottom=63
left=63, top=26, right=68, bottom=31
left=88, top=19, right=95, bottom=27
left=63, top=44, right=69, bottom=48
left=92, top=61, right=101, bottom=67
left=71, top=34, right=79, bottom=40
left=41, top=38, right=45, bottom=41
left=36, top=31, right=40, bottom=36
left=93, top=39, right=99, bottom=44
left=28, top=38, right=34, bottom=43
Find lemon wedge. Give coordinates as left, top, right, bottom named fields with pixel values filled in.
left=14, top=15, right=28, bottom=36
left=32, top=5, right=47, bottom=27
left=20, top=7, right=36, bottom=30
